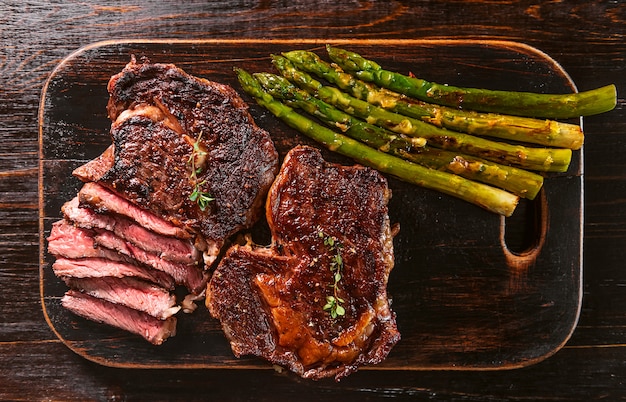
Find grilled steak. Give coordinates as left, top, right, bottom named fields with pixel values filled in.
left=63, top=276, right=181, bottom=320
left=207, top=146, right=400, bottom=381
left=63, top=196, right=200, bottom=265
left=73, top=145, right=115, bottom=186
left=52, top=257, right=175, bottom=290
left=77, top=182, right=192, bottom=240
left=49, top=59, right=279, bottom=346
left=61, top=290, right=177, bottom=345
left=79, top=58, right=278, bottom=266
left=48, top=218, right=206, bottom=294
left=48, top=220, right=130, bottom=262
left=92, top=229, right=207, bottom=294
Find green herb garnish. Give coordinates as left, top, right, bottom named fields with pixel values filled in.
left=187, top=132, right=214, bottom=210
left=319, top=230, right=346, bottom=319
left=189, top=180, right=214, bottom=211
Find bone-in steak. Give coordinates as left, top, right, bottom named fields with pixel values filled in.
left=206, top=146, right=400, bottom=381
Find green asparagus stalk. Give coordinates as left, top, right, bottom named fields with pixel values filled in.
left=235, top=67, right=520, bottom=216
left=326, top=45, right=617, bottom=119
left=272, top=55, right=572, bottom=173
left=282, top=49, right=584, bottom=150
left=254, top=73, right=427, bottom=151
left=255, top=72, right=544, bottom=199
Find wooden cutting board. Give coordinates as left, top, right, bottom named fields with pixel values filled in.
left=39, top=39, right=582, bottom=371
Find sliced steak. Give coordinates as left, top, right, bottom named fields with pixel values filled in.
left=63, top=276, right=180, bottom=320
left=92, top=229, right=207, bottom=294
left=53, top=257, right=175, bottom=291
left=48, top=220, right=128, bottom=262
left=61, top=290, right=177, bottom=345
left=48, top=220, right=197, bottom=294
left=47, top=219, right=204, bottom=293
left=77, top=182, right=192, bottom=240
left=207, top=146, right=400, bottom=381
left=73, top=145, right=115, bottom=184
left=82, top=58, right=278, bottom=266
left=63, top=195, right=200, bottom=265
left=50, top=60, right=278, bottom=346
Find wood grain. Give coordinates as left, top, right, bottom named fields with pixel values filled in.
left=1, top=0, right=625, bottom=400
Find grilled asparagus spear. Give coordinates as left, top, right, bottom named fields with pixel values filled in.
left=326, top=45, right=617, bottom=119
left=272, top=54, right=572, bottom=173
left=255, top=71, right=543, bottom=199
left=282, top=49, right=584, bottom=149
left=236, top=67, right=520, bottom=216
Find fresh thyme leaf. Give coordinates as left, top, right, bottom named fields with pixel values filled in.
left=323, top=295, right=346, bottom=319
left=196, top=191, right=215, bottom=211
left=189, top=190, right=199, bottom=202
left=187, top=132, right=215, bottom=210
left=318, top=230, right=345, bottom=319
left=323, top=296, right=339, bottom=318
left=189, top=180, right=214, bottom=211
left=334, top=304, right=345, bottom=317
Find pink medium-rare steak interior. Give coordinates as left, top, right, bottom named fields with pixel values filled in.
left=63, top=276, right=181, bottom=320
left=61, top=290, right=177, bottom=346
left=52, top=257, right=175, bottom=291
left=62, top=196, right=200, bottom=265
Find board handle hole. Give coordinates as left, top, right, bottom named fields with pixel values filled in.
left=500, top=190, right=548, bottom=260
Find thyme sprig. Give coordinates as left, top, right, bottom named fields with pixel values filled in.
left=189, top=180, right=214, bottom=211
left=318, top=230, right=346, bottom=319
left=187, top=131, right=214, bottom=211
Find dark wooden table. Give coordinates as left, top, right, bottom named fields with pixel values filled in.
left=2, top=1, right=624, bottom=400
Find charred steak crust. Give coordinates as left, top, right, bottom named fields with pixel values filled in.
left=99, top=59, right=279, bottom=263
left=49, top=59, right=279, bottom=346
left=207, top=146, right=400, bottom=381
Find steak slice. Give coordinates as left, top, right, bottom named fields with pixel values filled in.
left=207, top=146, right=400, bottom=381
left=73, top=145, right=115, bottom=184
left=47, top=219, right=205, bottom=294
left=52, top=257, right=175, bottom=291
left=61, top=290, right=177, bottom=345
left=63, top=195, right=200, bottom=265
left=77, top=182, right=192, bottom=240
left=48, top=220, right=130, bottom=262
left=92, top=229, right=207, bottom=295
left=83, top=58, right=278, bottom=266
left=63, top=276, right=180, bottom=320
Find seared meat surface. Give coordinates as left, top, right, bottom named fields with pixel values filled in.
left=207, top=146, right=400, bottom=381
left=85, top=58, right=279, bottom=266
left=48, top=59, right=279, bottom=345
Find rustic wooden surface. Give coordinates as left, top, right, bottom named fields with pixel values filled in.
left=1, top=1, right=625, bottom=400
